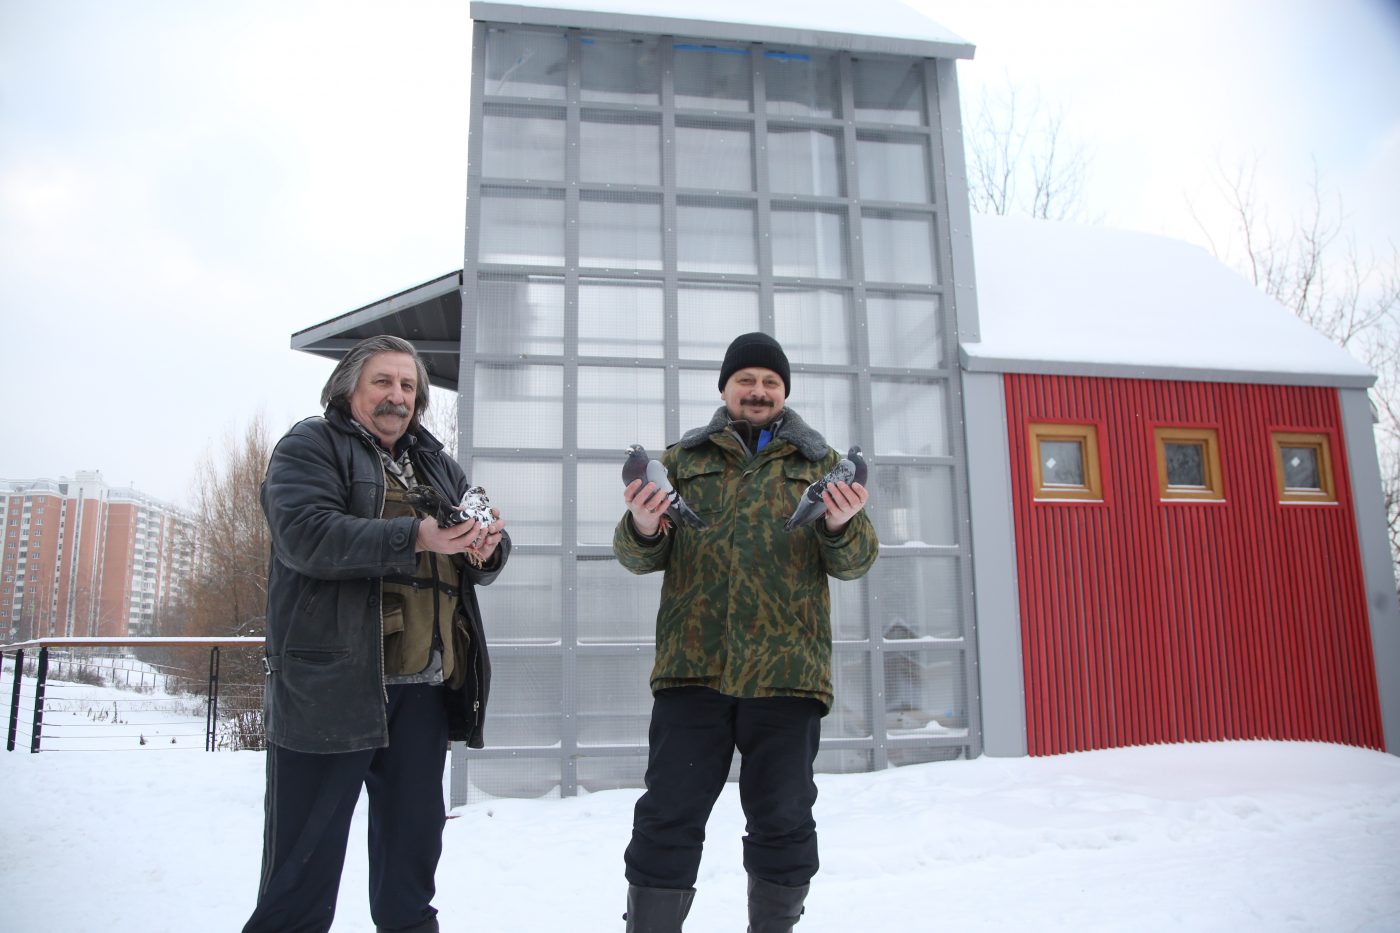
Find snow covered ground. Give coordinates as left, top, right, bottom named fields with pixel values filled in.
left=2, top=674, right=1399, bottom=932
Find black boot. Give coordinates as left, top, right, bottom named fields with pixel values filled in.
left=747, top=876, right=808, bottom=933
left=624, top=884, right=695, bottom=933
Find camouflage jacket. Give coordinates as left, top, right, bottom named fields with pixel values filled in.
left=613, top=407, right=879, bottom=712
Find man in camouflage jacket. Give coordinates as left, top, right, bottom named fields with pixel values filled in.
left=614, top=332, right=878, bottom=933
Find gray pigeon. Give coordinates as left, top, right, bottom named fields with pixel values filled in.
left=784, top=446, right=869, bottom=532
left=622, top=444, right=707, bottom=530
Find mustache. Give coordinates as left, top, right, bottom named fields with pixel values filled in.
left=740, top=397, right=775, bottom=408
left=373, top=401, right=412, bottom=418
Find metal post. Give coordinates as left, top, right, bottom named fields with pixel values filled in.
left=30, top=647, right=48, bottom=753
left=6, top=650, right=22, bottom=752
left=206, top=646, right=220, bottom=752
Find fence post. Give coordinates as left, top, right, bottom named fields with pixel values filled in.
left=30, top=647, right=48, bottom=753
left=6, top=649, right=22, bottom=752
left=206, top=646, right=221, bottom=752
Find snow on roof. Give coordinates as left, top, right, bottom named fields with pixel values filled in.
left=470, top=0, right=973, bottom=59
left=961, top=214, right=1375, bottom=388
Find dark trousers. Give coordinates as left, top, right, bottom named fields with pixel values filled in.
left=625, top=686, right=823, bottom=890
left=243, top=684, right=449, bottom=933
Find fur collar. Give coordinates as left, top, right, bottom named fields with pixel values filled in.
left=679, top=406, right=829, bottom=461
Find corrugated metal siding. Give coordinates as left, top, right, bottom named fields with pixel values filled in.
left=1005, top=374, right=1384, bottom=755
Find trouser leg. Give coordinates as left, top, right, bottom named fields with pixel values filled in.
left=243, top=742, right=374, bottom=933
left=735, top=696, right=823, bottom=887
left=367, top=684, right=450, bottom=933
left=624, top=687, right=738, bottom=889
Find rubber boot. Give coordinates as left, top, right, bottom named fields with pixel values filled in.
left=746, top=876, right=809, bottom=933
left=624, top=884, right=696, bottom=933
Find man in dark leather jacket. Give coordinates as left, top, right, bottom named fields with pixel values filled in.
left=244, top=335, right=509, bottom=933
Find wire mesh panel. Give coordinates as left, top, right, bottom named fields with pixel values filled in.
left=459, top=22, right=978, bottom=803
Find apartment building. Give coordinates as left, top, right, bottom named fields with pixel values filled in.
left=0, top=471, right=196, bottom=641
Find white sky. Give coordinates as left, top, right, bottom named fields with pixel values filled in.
left=2, top=0, right=1398, bottom=507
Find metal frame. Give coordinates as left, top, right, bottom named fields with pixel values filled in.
left=452, top=19, right=981, bottom=802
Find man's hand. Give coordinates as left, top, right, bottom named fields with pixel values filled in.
left=623, top=478, right=670, bottom=538
left=417, top=509, right=505, bottom=560
left=821, top=481, right=869, bottom=535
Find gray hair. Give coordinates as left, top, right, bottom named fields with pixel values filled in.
left=320, top=335, right=431, bottom=430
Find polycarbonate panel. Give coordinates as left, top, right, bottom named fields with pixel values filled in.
left=485, top=27, right=567, bottom=100
left=862, top=210, right=936, bottom=284
left=578, top=366, right=665, bottom=451
left=865, top=293, right=942, bottom=369
left=825, top=652, right=871, bottom=738
left=885, top=652, right=967, bottom=735
left=773, top=287, right=852, bottom=365
left=871, top=378, right=947, bottom=456
left=852, top=57, right=926, bottom=125
left=678, top=284, right=760, bottom=359
left=676, top=121, right=753, bottom=191
left=479, top=188, right=565, bottom=266
left=460, top=758, right=562, bottom=801
left=673, top=41, right=751, bottom=111
left=829, top=575, right=867, bottom=641
left=677, top=200, right=757, bottom=274
left=474, top=554, right=561, bottom=644
left=580, top=34, right=660, bottom=105
left=888, top=745, right=966, bottom=766
left=485, top=654, right=563, bottom=746
left=476, top=274, right=564, bottom=356
left=578, top=279, right=664, bottom=358
left=577, top=754, right=649, bottom=792
left=869, top=464, right=956, bottom=546
left=795, top=374, right=856, bottom=450
left=581, top=113, right=661, bottom=186
left=857, top=133, right=931, bottom=203
left=579, top=466, right=630, bottom=547
left=472, top=364, right=563, bottom=448
left=679, top=369, right=725, bottom=431
left=580, top=194, right=662, bottom=271
left=869, top=554, right=962, bottom=639
left=815, top=748, right=873, bottom=774
left=468, top=460, right=563, bottom=545
left=764, top=50, right=839, bottom=117
left=577, top=654, right=655, bottom=746
left=575, top=555, right=664, bottom=638
left=768, top=128, right=843, bottom=197
left=771, top=206, right=848, bottom=279
left=482, top=107, right=565, bottom=181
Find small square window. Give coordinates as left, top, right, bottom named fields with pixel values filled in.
left=1028, top=423, right=1102, bottom=501
left=1272, top=432, right=1336, bottom=503
left=1155, top=427, right=1224, bottom=501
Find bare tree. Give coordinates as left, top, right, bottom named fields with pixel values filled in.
left=163, top=415, right=273, bottom=700
left=422, top=386, right=460, bottom=459
left=966, top=75, right=1091, bottom=221
left=1192, top=159, right=1400, bottom=583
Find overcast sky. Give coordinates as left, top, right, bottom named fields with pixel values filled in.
left=2, top=0, right=1397, bottom=508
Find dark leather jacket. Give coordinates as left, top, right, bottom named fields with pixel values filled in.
left=260, top=407, right=509, bottom=753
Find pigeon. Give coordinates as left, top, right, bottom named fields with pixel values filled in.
left=784, top=446, right=869, bottom=532
left=405, top=484, right=494, bottom=529
left=622, top=444, right=707, bottom=530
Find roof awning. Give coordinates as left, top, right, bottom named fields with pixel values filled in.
left=289, top=271, right=465, bottom=391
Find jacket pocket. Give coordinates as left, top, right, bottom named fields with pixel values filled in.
left=676, top=461, right=726, bottom=517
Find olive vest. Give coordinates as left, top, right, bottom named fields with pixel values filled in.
left=382, top=475, right=462, bottom=685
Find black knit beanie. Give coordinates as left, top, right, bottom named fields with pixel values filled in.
left=718, top=332, right=791, bottom=397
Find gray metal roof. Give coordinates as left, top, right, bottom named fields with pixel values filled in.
left=289, top=271, right=465, bottom=390
left=470, top=0, right=975, bottom=59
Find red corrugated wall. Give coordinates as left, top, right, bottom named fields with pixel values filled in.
left=1004, top=374, right=1384, bottom=755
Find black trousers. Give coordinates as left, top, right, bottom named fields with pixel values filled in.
left=243, top=684, right=449, bottom=933
left=625, top=686, right=824, bottom=890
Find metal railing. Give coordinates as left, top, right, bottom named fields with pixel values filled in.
left=1, top=637, right=265, bottom=753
